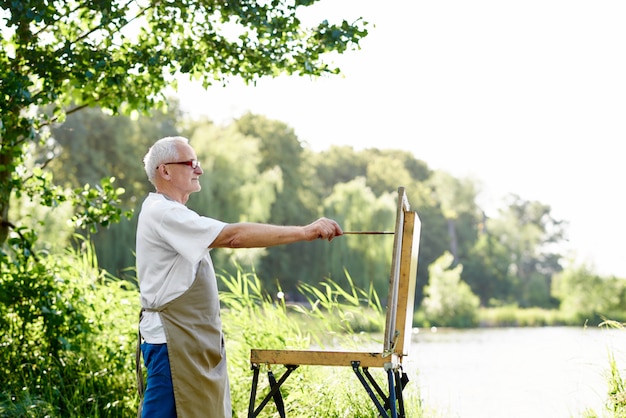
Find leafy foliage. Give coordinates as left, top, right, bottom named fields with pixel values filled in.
left=40, top=107, right=574, bottom=310
left=321, top=178, right=396, bottom=297
left=553, top=265, right=626, bottom=325
left=480, top=195, right=567, bottom=308
left=0, top=0, right=368, bottom=247
left=462, top=233, right=514, bottom=306
left=45, top=102, right=184, bottom=276
left=421, top=252, right=480, bottom=328
left=0, top=237, right=139, bottom=417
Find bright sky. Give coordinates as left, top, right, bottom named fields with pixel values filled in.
left=174, top=0, right=626, bottom=278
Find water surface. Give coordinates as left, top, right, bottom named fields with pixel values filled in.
left=403, top=326, right=626, bottom=418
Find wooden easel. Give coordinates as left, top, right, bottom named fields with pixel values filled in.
left=248, top=187, right=421, bottom=418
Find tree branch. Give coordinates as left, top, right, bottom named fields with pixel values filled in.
left=0, top=220, right=40, bottom=263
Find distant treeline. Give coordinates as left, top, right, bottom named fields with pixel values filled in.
left=27, top=101, right=572, bottom=310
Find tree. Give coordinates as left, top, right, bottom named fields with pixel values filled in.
left=233, top=112, right=317, bottom=224
left=428, top=171, right=481, bottom=265
left=362, top=148, right=431, bottom=197
left=233, top=113, right=327, bottom=287
left=43, top=102, right=184, bottom=275
left=462, top=232, right=514, bottom=306
left=552, top=264, right=626, bottom=324
left=187, top=120, right=283, bottom=275
left=487, top=195, right=567, bottom=307
left=403, top=180, right=452, bottom=304
left=321, top=178, right=396, bottom=296
left=0, top=0, right=368, bottom=245
left=421, top=252, right=480, bottom=327
left=311, top=145, right=369, bottom=197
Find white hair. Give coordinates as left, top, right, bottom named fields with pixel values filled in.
left=143, top=136, right=189, bottom=185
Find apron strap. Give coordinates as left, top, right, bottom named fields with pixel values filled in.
left=136, top=308, right=146, bottom=418
left=137, top=307, right=161, bottom=417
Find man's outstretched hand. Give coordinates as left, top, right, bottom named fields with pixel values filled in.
left=304, top=217, right=344, bottom=241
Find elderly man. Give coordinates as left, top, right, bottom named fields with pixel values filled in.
left=136, top=136, right=343, bottom=418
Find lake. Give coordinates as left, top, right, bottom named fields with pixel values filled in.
left=403, top=326, right=626, bottom=418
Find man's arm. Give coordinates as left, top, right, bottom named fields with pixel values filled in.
left=210, top=217, right=343, bottom=249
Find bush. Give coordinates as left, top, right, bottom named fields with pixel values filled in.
left=420, top=253, right=480, bottom=328
left=553, top=266, right=626, bottom=326
left=0, top=237, right=139, bottom=417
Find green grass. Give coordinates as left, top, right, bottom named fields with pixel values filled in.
left=3, top=248, right=625, bottom=417
left=0, top=249, right=425, bottom=417
left=476, top=305, right=569, bottom=327
left=219, top=268, right=425, bottom=417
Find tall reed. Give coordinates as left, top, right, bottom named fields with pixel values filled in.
left=219, top=268, right=424, bottom=417
left=599, top=320, right=626, bottom=418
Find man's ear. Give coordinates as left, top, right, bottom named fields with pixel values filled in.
left=156, top=164, right=171, bottom=180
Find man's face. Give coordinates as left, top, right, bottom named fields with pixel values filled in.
left=167, top=143, right=203, bottom=195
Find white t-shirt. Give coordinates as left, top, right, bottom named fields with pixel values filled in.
left=136, top=192, right=226, bottom=343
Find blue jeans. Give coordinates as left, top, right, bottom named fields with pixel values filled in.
left=141, top=343, right=176, bottom=418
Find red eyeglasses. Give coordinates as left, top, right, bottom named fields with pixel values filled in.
left=157, top=160, right=201, bottom=170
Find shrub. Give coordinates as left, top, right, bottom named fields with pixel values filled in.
left=421, top=253, right=480, bottom=328
left=0, top=237, right=139, bottom=417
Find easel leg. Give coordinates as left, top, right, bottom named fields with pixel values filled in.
left=248, top=364, right=260, bottom=417
left=386, top=368, right=398, bottom=418
left=351, top=361, right=389, bottom=418
left=363, top=368, right=389, bottom=407
left=394, top=369, right=406, bottom=418
left=268, top=369, right=286, bottom=418
left=248, top=365, right=298, bottom=418
left=363, top=365, right=406, bottom=418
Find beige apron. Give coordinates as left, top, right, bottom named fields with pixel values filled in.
left=140, top=258, right=232, bottom=418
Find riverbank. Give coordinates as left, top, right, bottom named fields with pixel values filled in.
left=413, top=305, right=626, bottom=329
